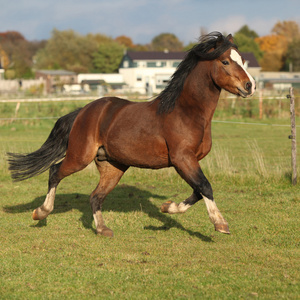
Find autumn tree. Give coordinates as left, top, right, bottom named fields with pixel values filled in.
left=272, top=20, right=300, bottom=43
left=0, top=31, right=39, bottom=78
left=0, top=45, right=10, bottom=69
left=255, top=21, right=300, bottom=71
left=115, top=35, right=134, bottom=49
left=255, top=34, right=288, bottom=71
left=151, top=33, right=184, bottom=51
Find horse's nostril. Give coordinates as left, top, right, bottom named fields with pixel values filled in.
left=245, top=81, right=252, bottom=92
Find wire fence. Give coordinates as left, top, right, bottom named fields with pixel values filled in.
left=0, top=95, right=299, bottom=127
left=1, top=116, right=299, bottom=128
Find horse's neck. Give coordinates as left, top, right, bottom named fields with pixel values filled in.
left=178, top=61, right=220, bottom=119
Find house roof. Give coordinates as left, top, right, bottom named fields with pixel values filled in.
left=126, top=51, right=186, bottom=61
left=242, top=52, right=260, bottom=68
left=125, top=51, right=260, bottom=68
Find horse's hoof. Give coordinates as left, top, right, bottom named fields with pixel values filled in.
left=161, top=201, right=175, bottom=213
left=97, top=226, right=114, bottom=237
left=32, top=209, right=39, bottom=220
left=215, top=223, right=230, bottom=234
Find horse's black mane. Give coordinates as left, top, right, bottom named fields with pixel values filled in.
left=157, top=32, right=237, bottom=114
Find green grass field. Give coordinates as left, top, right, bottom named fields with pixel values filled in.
left=0, top=99, right=299, bottom=299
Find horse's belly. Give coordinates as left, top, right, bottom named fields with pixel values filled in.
left=105, top=135, right=169, bottom=169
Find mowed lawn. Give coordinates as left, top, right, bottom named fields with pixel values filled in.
left=0, top=111, right=299, bottom=299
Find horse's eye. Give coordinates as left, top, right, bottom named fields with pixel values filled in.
left=222, top=60, right=229, bottom=66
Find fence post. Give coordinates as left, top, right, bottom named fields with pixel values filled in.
left=259, top=89, right=263, bottom=119
left=288, top=87, right=297, bottom=185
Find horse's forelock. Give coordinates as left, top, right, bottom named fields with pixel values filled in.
left=194, top=32, right=237, bottom=60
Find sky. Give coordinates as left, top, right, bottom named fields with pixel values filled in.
left=1, top=0, right=300, bottom=45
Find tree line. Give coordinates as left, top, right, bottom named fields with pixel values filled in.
left=0, top=20, right=299, bottom=79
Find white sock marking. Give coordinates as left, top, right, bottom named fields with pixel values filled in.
left=93, top=213, right=98, bottom=228
left=202, top=195, right=226, bottom=225
left=43, top=187, right=56, bottom=212
left=168, top=202, right=191, bottom=214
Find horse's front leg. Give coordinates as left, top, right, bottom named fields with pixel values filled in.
left=161, top=150, right=230, bottom=234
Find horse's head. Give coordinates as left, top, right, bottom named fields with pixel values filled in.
left=211, top=35, right=256, bottom=98
left=157, top=32, right=257, bottom=114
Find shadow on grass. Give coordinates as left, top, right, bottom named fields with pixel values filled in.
left=3, top=183, right=212, bottom=242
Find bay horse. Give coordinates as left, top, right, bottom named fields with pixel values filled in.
left=8, top=32, right=255, bottom=237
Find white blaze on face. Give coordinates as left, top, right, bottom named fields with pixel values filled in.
left=230, top=49, right=256, bottom=95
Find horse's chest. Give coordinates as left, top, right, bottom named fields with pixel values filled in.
left=195, top=130, right=212, bottom=160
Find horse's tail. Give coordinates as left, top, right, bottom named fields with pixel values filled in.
left=7, top=108, right=82, bottom=182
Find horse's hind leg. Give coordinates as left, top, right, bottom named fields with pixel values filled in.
left=32, top=162, right=62, bottom=220
left=32, top=147, right=96, bottom=220
left=91, top=160, right=128, bottom=237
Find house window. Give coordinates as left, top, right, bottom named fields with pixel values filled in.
left=147, top=62, right=156, bottom=67
left=138, top=62, right=146, bottom=68
left=137, top=75, right=142, bottom=81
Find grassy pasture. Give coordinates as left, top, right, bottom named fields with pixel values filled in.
left=0, top=99, right=299, bottom=299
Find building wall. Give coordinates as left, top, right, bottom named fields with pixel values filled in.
left=0, top=78, right=44, bottom=93
left=119, top=67, right=177, bottom=94
left=77, top=73, right=124, bottom=84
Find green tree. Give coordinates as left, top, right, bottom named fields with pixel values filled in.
left=286, top=38, right=300, bottom=71
left=35, top=29, right=99, bottom=73
left=151, top=33, right=183, bottom=51
left=234, top=25, right=263, bottom=62
left=184, top=42, right=197, bottom=52
left=234, top=32, right=263, bottom=62
left=92, top=41, right=124, bottom=73
left=236, top=25, right=259, bottom=39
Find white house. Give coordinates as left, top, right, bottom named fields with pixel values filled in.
left=119, top=50, right=185, bottom=94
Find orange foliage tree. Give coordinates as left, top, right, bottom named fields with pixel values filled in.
left=255, top=21, right=300, bottom=71
left=115, top=35, right=135, bottom=49
left=255, top=34, right=288, bottom=70
left=0, top=46, right=10, bottom=69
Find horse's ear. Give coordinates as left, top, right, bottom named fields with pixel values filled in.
left=227, top=34, right=234, bottom=43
